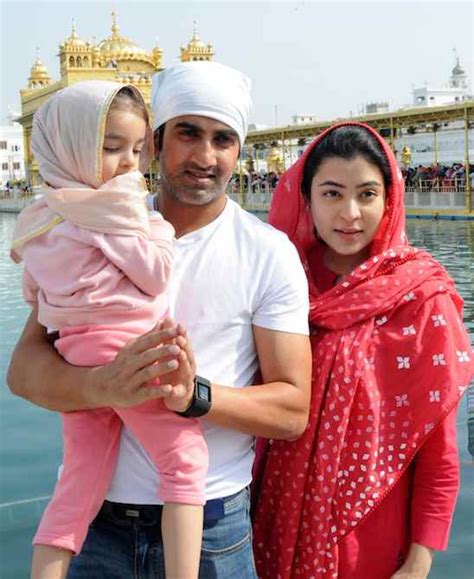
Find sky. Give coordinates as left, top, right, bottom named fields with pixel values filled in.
left=0, top=0, right=473, bottom=126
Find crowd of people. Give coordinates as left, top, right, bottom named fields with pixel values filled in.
left=228, top=161, right=473, bottom=197
left=1, top=180, right=31, bottom=198
left=228, top=170, right=280, bottom=194
left=402, top=162, right=473, bottom=191
left=6, top=61, right=474, bottom=579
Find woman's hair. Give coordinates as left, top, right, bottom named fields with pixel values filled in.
left=109, top=86, right=149, bottom=124
left=301, top=125, right=392, bottom=202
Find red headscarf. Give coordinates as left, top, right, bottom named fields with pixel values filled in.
left=253, top=122, right=473, bottom=578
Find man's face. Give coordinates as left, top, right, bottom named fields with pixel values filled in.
left=155, top=115, right=240, bottom=206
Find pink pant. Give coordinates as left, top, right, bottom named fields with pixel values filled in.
left=33, top=324, right=208, bottom=554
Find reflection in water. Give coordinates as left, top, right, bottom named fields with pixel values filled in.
left=0, top=214, right=473, bottom=577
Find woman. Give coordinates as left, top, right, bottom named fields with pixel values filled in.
left=253, top=122, right=473, bottom=579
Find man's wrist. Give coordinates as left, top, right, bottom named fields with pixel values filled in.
left=177, top=376, right=212, bottom=418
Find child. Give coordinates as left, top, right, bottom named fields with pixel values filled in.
left=11, top=80, right=207, bottom=579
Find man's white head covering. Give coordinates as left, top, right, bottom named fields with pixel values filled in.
left=151, top=61, right=252, bottom=147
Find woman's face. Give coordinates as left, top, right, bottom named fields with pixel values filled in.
left=310, top=155, right=386, bottom=275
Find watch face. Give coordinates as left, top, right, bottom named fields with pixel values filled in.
left=198, top=384, right=210, bottom=402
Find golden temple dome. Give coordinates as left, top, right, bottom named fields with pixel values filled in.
left=188, top=28, right=206, bottom=50
left=28, top=48, right=52, bottom=88
left=98, top=11, right=148, bottom=58
left=180, top=22, right=214, bottom=62
left=60, top=20, right=88, bottom=49
left=30, top=57, right=48, bottom=75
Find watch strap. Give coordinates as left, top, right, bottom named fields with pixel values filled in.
left=177, top=375, right=212, bottom=418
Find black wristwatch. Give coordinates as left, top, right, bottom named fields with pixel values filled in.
left=177, top=375, right=212, bottom=418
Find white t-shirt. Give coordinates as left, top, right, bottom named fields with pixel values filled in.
left=107, top=198, right=309, bottom=504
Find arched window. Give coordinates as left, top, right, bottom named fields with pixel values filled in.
left=77, top=56, right=82, bottom=67
left=83, top=56, right=89, bottom=67
left=69, top=56, right=75, bottom=67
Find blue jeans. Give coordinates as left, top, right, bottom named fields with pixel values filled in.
left=67, top=488, right=257, bottom=578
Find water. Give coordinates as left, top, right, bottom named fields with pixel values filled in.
left=0, top=212, right=473, bottom=578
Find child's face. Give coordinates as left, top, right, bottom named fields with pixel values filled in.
left=102, top=109, right=147, bottom=182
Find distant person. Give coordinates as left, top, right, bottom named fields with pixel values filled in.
left=253, top=122, right=474, bottom=578
left=8, top=61, right=311, bottom=578
left=10, top=80, right=207, bottom=579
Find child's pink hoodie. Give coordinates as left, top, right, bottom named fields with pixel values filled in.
left=21, top=204, right=174, bottom=330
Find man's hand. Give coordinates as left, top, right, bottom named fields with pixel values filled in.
left=160, top=322, right=197, bottom=413
left=84, top=321, right=183, bottom=409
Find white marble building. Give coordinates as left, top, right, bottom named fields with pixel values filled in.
left=0, top=114, right=25, bottom=189
left=412, top=56, right=471, bottom=108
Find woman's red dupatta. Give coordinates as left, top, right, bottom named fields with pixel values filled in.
left=252, top=122, right=473, bottom=578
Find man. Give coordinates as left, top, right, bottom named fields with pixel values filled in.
left=8, top=61, right=311, bottom=578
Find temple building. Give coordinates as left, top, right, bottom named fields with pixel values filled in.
left=0, top=110, right=26, bottom=189
left=412, top=53, right=471, bottom=108
left=180, top=22, right=214, bottom=62
left=18, top=12, right=214, bottom=185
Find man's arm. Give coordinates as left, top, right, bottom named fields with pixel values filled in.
left=9, top=312, right=311, bottom=439
left=166, top=326, right=311, bottom=441
left=210, top=327, right=311, bottom=440
left=7, top=308, right=188, bottom=412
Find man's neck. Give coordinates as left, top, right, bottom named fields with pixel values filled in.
left=156, top=194, right=227, bottom=238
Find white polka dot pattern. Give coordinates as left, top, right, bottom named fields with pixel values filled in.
left=253, top=248, right=474, bottom=579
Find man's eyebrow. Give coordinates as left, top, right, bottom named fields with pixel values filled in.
left=173, top=122, right=238, bottom=139
left=215, top=129, right=238, bottom=138
left=174, top=121, right=201, bottom=131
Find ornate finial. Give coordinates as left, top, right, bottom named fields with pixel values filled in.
left=193, top=19, right=198, bottom=38
left=71, top=18, right=77, bottom=37
left=111, top=10, right=119, bottom=36
left=35, top=45, right=40, bottom=60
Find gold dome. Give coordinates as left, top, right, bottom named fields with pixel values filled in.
left=180, top=22, right=214, bottom=62
left=98, top=11, right=147, bottom=58
left=188, top=29, right=205, bottom=50
left=30, top=57, right=48, bottom=76
left=28, top=49, right=52, bottom=88
left=60, top=20, right=88, bottom=50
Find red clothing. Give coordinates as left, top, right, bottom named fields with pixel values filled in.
left=252, top=122, right=473, bottom=578
left=337, top=408, right=459, bottom=578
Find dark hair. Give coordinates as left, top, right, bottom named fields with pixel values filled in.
left=109, top=86, right=149, bottom=124
left=301, top=125, right=392, bottom=202
left=154, top=124, right=165, bottom=152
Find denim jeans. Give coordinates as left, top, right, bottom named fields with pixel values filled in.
left=67, top=488, right=257, bottom=578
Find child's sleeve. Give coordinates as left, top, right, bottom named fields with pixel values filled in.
left=22, top=267, right=40, bottom=307
left=92, top=217, right=175, bottom=297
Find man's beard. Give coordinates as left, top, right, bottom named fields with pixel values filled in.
left=159, top=164, right=229, bottom=206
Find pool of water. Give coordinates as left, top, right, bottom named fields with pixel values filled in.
left=0, top=213, right=473, bottom=577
